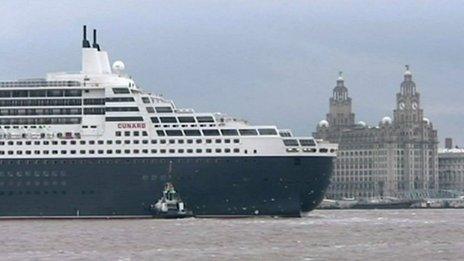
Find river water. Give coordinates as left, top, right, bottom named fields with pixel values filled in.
left=0, top=209, right=462, bottom=260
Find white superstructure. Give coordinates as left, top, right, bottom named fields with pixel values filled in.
left=0, top=26, right=337, bottom=160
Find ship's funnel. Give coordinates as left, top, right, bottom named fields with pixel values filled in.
left=92, top=29, right=100, bottom=51
left=82, top=25, right=90, bottom=48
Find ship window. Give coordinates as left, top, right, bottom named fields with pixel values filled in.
left=70, top=140, right=76, bottom=145
left=151, top=140, right=157, bottom=144
left=196, top=116, right=214, bottom=123
left=283, top=139, right=299, bottom=146
left=142, top=97, right=150, bottom=104
left=187, top=139, right=193, bottom=144
left=215, top=148, right=221, bottom=153
left=124, top=140, right=130, bottom=144
left=169, top=149, right=175, bottom=153
left=29, top=90, right=46, bottom=97
left=160, top=140, right=166, bottom=144
left=70, top=150, right=77, bottom=154
left=206, top=139, right=212, bottom=144
left=134, top=131, right=140, bottom=136
left=112, top=88, right=130, bottom=94
left=106, top=97, right=135, bottom=102
left=107, top=150, right=113, bottom=154
left=178, top=149, right=184, bottom=153
left=220, top=129, right=238, bottom=136
left=160, top=117, right=177, bottom=123
left=196, top=149, right=202, bottom=153
left=116, top=140, right=122, bottom=144
left=106, top=140, right=113, bottom=145
left=150, top=117, right=159, bottom=123
left=142, top=149, right=148, bottom=154
left=202, top=129, right=220, bottom=136
left=319, top=148, right=328, bottom=153
left=142, top=131, right=148, bottom=136
left=156, top=130, right=166, bottom=136
left=184, top=129, right=201, bottom=136
left=61, top=141, right=67, bottom=145
left=124, top=149, right=130, bottom=154
left=187, top=149, right=193, bottom=153
left=206, top=149, right=212, bottom=153
left=80, top=150, right=86, bottom=154
left=239, top=129, right=258, bottom=136
left=225, top=139, right=231, bottom=143
left=106, top=107, right=139, bottom=112
left=12, top=90, right=28, bottom=97
left=196, top=139, right=202, bottom=144
left=146, top=107, right=155, bottom=113
left=178, top=116, right=196, bottom=123
left=258, top=128, right=278, bottom=135
left=142, top=140, right=148, bottom=144
left=225, top=148, right=231, bottom=153
left=299, top=139, right=316, bottom=146
left=98, top=150, right=104, bottom=154
left=155, top=106, right=173, bottom=113
left=52, top=141, right=58, bottom=145
left=89, top=150, right=95, bottom=154
left=116, top=150, right=121, bottom=154
left=98, top=140, right=104, bottom=145
left=116, top=131, right=121, bottom=137
left=43, top=150, right=49, bottom=154
left=65, top=90, right=82, bottom=97
left=169, top=139, right=175, bottom=144
left=106, top=117, right=144, bottom=122
left=84, top=98, right=105, bottom=105
left=46, top=90, right=64, bottom=97
left=133, top=140, right=140, bottom=144
left=233, top=139, right=240, bottom=143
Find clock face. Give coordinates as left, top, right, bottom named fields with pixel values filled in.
left=412, top=102, right=418, bottom=110
left=399, top=102, right=405, bottom=110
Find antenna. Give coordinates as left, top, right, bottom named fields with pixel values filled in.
left=82, top=25, right=90, bottom=48
left=92, top=29, right=100, bottom=51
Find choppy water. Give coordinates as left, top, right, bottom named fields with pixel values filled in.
left=0, top=209, right=463, bottom=260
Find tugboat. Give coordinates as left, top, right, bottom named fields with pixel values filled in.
left=150, top=183, right=193, bottom=218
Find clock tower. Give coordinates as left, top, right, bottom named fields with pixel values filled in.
left=393, top=65, right=423, bottom=127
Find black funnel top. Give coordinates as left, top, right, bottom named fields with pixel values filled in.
left=92, top=29, right=100, bottom=51
left=82, top=25, right=91, bottom=48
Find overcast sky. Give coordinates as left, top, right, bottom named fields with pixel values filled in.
left=1, top=1, right=463, bottom=145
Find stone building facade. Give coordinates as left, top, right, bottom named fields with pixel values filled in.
left=314, top=68, right=439, bottom=199
left=438, top=148, right=464, bottom=193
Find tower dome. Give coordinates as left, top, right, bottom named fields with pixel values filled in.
left=357, top=121, right=366, bottom=127
left=318, top=120, right=329, bottom=128
left=423, top=117, right=430, bottom=125
left=381, top=116, right=392, bottom=124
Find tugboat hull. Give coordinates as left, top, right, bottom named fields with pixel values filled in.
left=0, top=156, right=333, bottom=218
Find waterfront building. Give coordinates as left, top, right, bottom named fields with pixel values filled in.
left=314, top=67, right=439, bottom=199
left=438, top=146, right=464, bottom=193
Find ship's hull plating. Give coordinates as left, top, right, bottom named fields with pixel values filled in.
left=0, top=156, right=333, bottom=218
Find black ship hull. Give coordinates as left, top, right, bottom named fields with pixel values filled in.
left=0, top=156, right=333, bottom=218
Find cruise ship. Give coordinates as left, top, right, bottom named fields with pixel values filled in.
left=0, top=26, right=337, bottom=218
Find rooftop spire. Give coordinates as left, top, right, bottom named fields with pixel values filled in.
left=82, top=25, right=90, bottom=48
left=404, top=64, right=412, bottom=79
